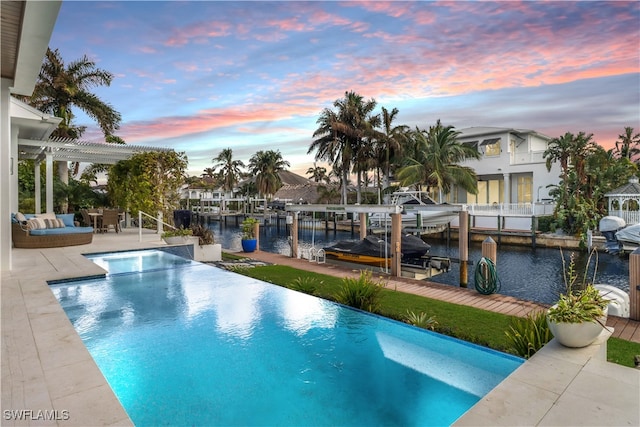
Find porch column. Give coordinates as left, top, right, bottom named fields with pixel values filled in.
left=34, top=161, right=41, bottom=214
left=1, top=78, right=11, bottom=271
left=46, top=149, right=53, bottom=213
left=10, top=127, right=19, bottom=213
left=503, top=173, right=511, bottom=204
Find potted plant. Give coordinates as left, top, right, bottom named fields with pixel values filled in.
left=546, top=249, right=610, bottom=348
left=241, top=217, right=259, bottom=253
left=161, top=227, right=193, bottom=245
left=190, top=224, right=221, bottom=262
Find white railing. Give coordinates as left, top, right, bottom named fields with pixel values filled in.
left=608, top=210, right=640, bottom=225
left=509, top=150, right=546, bottom=165
left=467, top=203, right=554, bottom=217
left=138, top=210, right=176, bottom=242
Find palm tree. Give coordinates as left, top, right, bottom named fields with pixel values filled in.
left=397, top=120, right=480, bottom=201
left=24, top=48, right=122, bottom=211
left=615, top=127, right=640, bottom=161
left=27, top=48, right=121, bottom=139
left=379, top=106, right=409, bottom=188
left=202, top=167, right=216, bottom=179
left=248, top=150, right=290, bottom=198
left=306, top=164, right=328, bottom=183
left=213, top=148, right=244, bottom=193
left=309, top=91, right=378, bottom=204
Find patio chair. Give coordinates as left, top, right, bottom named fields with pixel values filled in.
left=80, top=209, right=92, bottom=227
left=100, top=209, right=120, bottom=233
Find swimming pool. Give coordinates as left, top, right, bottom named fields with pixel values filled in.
left=50, top=249, right=523, bottom=426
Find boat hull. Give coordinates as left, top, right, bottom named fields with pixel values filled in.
left=323, top=234, right=430, bottom=268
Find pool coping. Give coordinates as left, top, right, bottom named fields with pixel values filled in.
left=2, top=230, right=639, bottom=426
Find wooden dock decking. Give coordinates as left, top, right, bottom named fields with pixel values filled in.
left=242, top=250, right=640, bottom=343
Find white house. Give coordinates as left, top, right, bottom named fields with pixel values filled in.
left=446, top=127, right=561, bottom=206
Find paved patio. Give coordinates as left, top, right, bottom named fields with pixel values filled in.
left=1, top=229, right=638, bottom=426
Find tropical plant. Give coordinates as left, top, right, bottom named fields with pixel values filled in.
left=504, top=311, right=552, bottom=358
left=378, top=106, right=409, bottom=189
left=23, top=48, right=122, bottom=211
left=213, top=148, right=245, bottom=192
left=404, top=310, right=438, bottom=330
left=107, top=150, right=187, bottom=223
left=191, top=224, right=214, bottom=245
left=309, top=91, right=379, bottom=204
left=248, top=150, right=290, bottom=198
left=335, top=271, right=384, bottom=313
left=306, top=165, right=328, bottom=183
left=291, top=276, right=322, bottom=295
left=241, top=217, right=259, bottom=240
left=26, top=48, right=121, bottom=139
left=397, top=120, right=479, bottom=201
left=614, top=126, right=640, bottom=161
left=161, top=227, right=193, bottom=239
left=547, top=249, right=609, bottom=324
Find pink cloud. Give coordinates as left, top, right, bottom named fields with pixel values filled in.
left=164, top=21, right=232, bottom=46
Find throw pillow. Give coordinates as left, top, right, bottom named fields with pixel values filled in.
left=44, top=218, right=65, bottom=229
left=26, top=218, right=47, bottom=230
left=15, top=212, right=27, bottom=223
left=56, top=214, right=76, bottom=227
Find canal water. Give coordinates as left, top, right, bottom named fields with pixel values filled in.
left=205, top=221, right=629, bottom=306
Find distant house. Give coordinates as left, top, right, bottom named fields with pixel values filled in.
left=446, top=127, right=561, bottom=206
left=271, top=171, right=324, bottom=204
left=182, top=170, right=328, bottom=212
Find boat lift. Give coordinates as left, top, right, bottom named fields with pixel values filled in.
left=284, top=204, right=469, bottom=284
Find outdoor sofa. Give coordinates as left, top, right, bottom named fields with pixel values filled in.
left=11, top=212, right=93, bottom=248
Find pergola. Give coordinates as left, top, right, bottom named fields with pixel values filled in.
left=11, top=96, right=173, bottom=214
left=605, top=176, right=640, bottom=225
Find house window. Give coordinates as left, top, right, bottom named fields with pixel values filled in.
left=517, top=176, right=533, bottom=203
left=479, top=138, right=501, bottom=156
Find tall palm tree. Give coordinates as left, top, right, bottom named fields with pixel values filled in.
left=397, top=120, right=480, bottom=201
left=615, top=127, right=640, bottom=161
left=213, top=148, right=244, bottom=193
left=27, top=48, right=121, bottom=139
left=24, top=48, right=122, bottom=211
left=379, top=106, right=409, bottom=188
left=309, top=91, right=378, bottom=204
left=248, top=150, right=290, bottom=198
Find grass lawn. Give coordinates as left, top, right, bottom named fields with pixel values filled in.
left=226, top=262, right=640, bottom=368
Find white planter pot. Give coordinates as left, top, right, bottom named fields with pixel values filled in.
left=194, top=243, right=222, bottom=262
left=163, top=235, right=191, bottom=245
left=547, top=307, right=608, bottom=348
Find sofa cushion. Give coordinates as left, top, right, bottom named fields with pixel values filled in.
left=26, top=218, right=47, bottom=230
left=29, top=226, right=93, bottom=236
left=56, top=214, right=76, bottom=227
left=44, top=218, right=65, bottom=229
left=36, top=212, right=57, bottom=220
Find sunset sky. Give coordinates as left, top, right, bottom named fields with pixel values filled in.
left=49, top=1, right=640, bottom=178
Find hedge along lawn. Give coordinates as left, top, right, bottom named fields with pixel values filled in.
left=232, top=264, right=640, bottom=368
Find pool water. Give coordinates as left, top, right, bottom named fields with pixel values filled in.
left=51, top=250, right=523, bottom=426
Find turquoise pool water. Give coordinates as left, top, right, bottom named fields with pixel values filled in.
left=51, top=249, right=523, bottom=426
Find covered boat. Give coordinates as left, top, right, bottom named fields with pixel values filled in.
left=323, top=234, right=430, bottom=267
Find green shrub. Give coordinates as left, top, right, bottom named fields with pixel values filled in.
left=335, top=271, right=384, bottom=313
left=291, top=276, right=321, bottom=295
left=404, top=310, right=437, bottom=330
left=536, top=215, right=554, bottom=233
left=504, top=311, right=553, bottom=358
